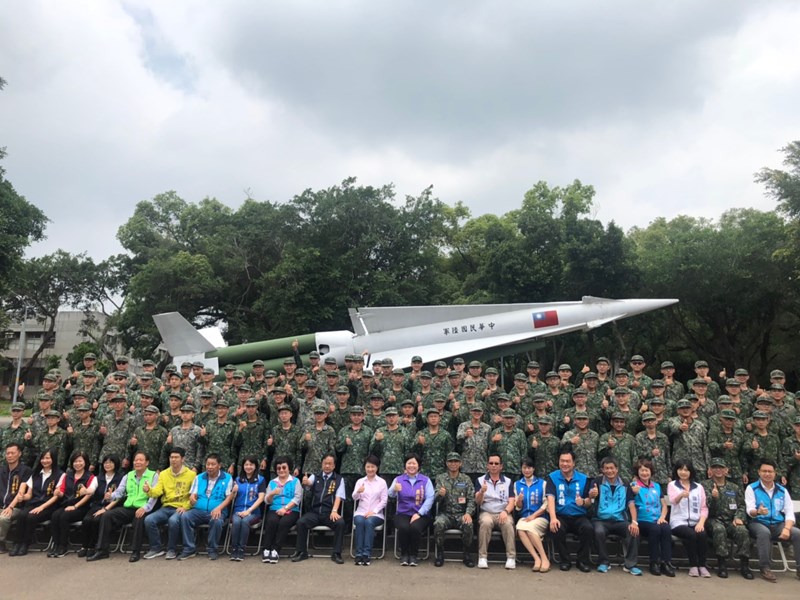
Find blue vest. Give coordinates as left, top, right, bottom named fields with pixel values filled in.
left=749, top=481, right=787, bottom=526
left=548, top=469, right=588, bottom=517
left=268, top=477, right=300, bottom=512
left=233, top=475, right=265, bottom=514
left=515, top=477, right=547, bottom=518
left=595, top=478, right=628, bottom=521
left=194, top=472, right=232, bottom=515
left=634, top=481, right=662, bottom=523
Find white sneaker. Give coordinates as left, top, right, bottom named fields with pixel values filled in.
left=261, top=549, right=270, bottom=563
left=478, top=557, right=489, bottom=569
left=271, top=550, right=279, bottom=564
left=505, top=558, right=516, bottom=570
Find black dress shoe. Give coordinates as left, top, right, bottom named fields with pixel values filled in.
left=576, top=561, right=591, bottom=573
left=331, top=553, right=344, bottom=564
left=129, top=552, right=141, bottom=563
left=740, top=558, right=754, bottom=580
left=9, top=543, right=21, bottom=557
left=661, top=562, right=675, bottom=577
left=559, top=562, right=572, bottom=571
left=463, top=554, right=475, bottom=568
left=434, top=555, right=444, bottom=567
left=649, top=562, right=661, bottom=576
left=77, top=548, right=89, bottom=558
left=291, top=552, right=309, bottom=562
left=87, top=551, right=110, bottom=562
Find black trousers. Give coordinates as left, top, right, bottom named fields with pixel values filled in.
left=262, top=510, right=299, bottom=554
left=394, top=513, right=431, bottom=557
left=80, top=507, right=104, bottom=549
left=14, top=505, right=57, bottom=545
left=50, top=505, right=89, bottom=549
left=552, top=514, right=593, bottom=564
left=97, top=507, right=145, bottom=553
left=671, top=525, right=708, bottom=567
left=295, top=511, right=345, bottom=554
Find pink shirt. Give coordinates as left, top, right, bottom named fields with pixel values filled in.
left=352, top=476, right=388, bottom=519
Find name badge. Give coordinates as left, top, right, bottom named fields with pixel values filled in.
left=728, top=503, right=737, bottom=510
left=458, top=496, right=466, bottom=504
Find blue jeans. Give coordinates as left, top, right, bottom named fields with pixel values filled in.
left=230, top=512, right=262, bottom=550
left=144, top=507, right=182, bottom=552
left=181, top=509, right=225, bottom=554
left=353, top=515, right=383, bottom=557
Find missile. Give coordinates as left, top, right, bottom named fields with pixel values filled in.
left=153, top=297, right=677, bottom=372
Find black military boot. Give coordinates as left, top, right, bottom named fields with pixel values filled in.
left=434, top=545, right=444, bottom=567
left=463, top=551, right=475, bottom=568
left=717, top=556, right=728, bottom=578
left=739, top=557, right=754, bottom=580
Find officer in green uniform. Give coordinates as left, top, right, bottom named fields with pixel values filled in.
left=433, top=452, right=476, bottom=568
left=701, top=458, right=753, bottom=579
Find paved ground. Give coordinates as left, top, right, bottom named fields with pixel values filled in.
left=1, top=552, right=798, bottom=600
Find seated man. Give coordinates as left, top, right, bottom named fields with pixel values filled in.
left=475, top=454, right=516, bottom=569
left=0, top=443, right=32, bottom=554
left=179, top=453, right=234, bottom=560
left=142, top=447, right=196, bottom=560
left=745, top=458, right=800, bottom=582
left=433, top=452, right=476, bottom=568
left=87, top=451, right=157, bottom=562
left=546, top=447, right=594, bottom=572
left=589, top=456, right=641, bottom=575
left=291, top=453, right=346, bottom=564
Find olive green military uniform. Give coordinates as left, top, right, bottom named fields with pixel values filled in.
left=433, top=471, right=476, bottom=549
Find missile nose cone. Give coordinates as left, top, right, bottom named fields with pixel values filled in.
left=622, top=298, right=679, bottom=316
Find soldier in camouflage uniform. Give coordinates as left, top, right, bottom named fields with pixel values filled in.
left=363, top=392, right=386, bottom=431
left=561, top=389, right=604, bottom=436
left=524, top=395, right=552, bottom=437
left=489, top=408, right=529, bottom=478
left=598, top=412, right=637, bottom=481
left=328, top=387, right=355, bottom=433
left=269, top=404, right=302, bottom=477
left=414, top=409, right=454, bottom=479
left=369, top=407, right=409, bottom=484
left=99, top=395, right=135, bottom=470
left=628, top=355, right=652, bottom=399
left=201, top=399, right=237, bottom=473
left=453, top=381, right=486, bottom=426
left=530, top=415, right=560, bottom=477
left=605, top=388, right=642, bottom=435
left=742, top=410, right=783, bottom=483
left=781, top=417, right=800, bottom=497
left=384, top=369, right=412, bottom=407
left=411, top=372, right=437, bottom=411
left=166, top=404, right=203, bottom=471
left=398, top=399, right=419, bottom=437
left=297, top=381, right=325, bottom=432
left=456, top=404, right=491, bottom=481
left=67, top=405, right=100, bottom=469
left=582, top=372, right=607, bottom=411
left=648, top=380, right=676, bottom=419
left=525, top=361, right=547, bottom=395
left=433, top=452, right=476, bottom=568
left=686, top=360, right=721, bottom=402
left=194, top=390, right=216, bottom=429
left=701, top=458, right=753, bottom=579
left=635, top=412, right=671, bottom=486
left=668, top=399, right=711, bottom=476
left=234, top=398, right=270, bottom=471
left=431, top=395, right=457, bottom=437
left=1, top=403, right=32, bottom=465
left=659, top=361, right=685, bottom=401
left=707, top=409, right=746, bottom=484
left=336, top=405, right=373, bottom=495
left=160, top=373, right=186, bottom=413
left=545, top=372, right=570, bottom=420
left=509, top=374, right=535, bottom=419
left=25, top=410, right=68, bottom=470
left=301, top=403, right=337, bottom=475
left=561, top=414, right=599, bottom=477
left=129, top=405, right=168, bottom=471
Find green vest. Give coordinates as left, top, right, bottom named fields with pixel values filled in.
left=124, top=469, right=156, bottom=509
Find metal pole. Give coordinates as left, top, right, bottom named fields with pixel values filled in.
left=11, top=305, right=28, bottom=404
left=500, top=355, right=505, bottom=389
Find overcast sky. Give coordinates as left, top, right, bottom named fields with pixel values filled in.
left=1, top=1, right=798, bottom=261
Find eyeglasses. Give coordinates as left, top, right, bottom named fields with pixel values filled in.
left=276, top=465, right=289, bottom=470
left=487, top=462, right=501, bottom=466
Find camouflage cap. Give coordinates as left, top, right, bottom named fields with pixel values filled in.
left=446, top=452, right=462, bottom=462
left=295, top=368, right=307, bottom=376
left=312, top=402, right=328, bottom=414
left=305, top=379, right=318, bottom=388
left=265, top=370, right=277, bottom=377
left=144, top=405, right=160, bottom=414
left=362, top=369, right=374, bottom=377
left=434, top=361, right=447, bottom=368
left=245, top=398, right=258, bottom=407
left=383, top=358, right=394, bottom=365
left=676, top=399, right=692, bottom=409
left=309, top=351, right=320, bottom=359
left=277, top=404, right=293, bottom=412
left=501, top=408, right=516, bottom=418
left=83, top=370, right=98, bottom=377
left=45, top=410, right=61, bottom=418
left=650, top=379, right=665, bottom=388
left=468, top=360, right=482, bottom=368
left=514, top=373, right=527, bottom=381
left=452, top=358, right=465, bottom=365
left=485, top=367, right=499, bottom=375
left=532, top=393, right=547, bottom=402
left=372, top=359, right=383, bottom=367
left=769, top=383, right=785, bottom=391
left=694, top=360, right=709, bottom=368
left=72, top=389, right=88, bottom=397
left=770, top=369, right=785, bottom=378
left=425, top=408, right=441, bottom=417
left=324, top=357, right=337, bottom=365
left=538, top=415, right=553, bottom=425
left=615, top=369, right=629, bottom=377
left=191, top=361, right=203, bottom=368
left=384, top=407, right=398, bottom=416
left=433, top=394, right=447, bottom=403
left=411, top=356, right=423, bottom=363
left=169, top=391, right=183, bottom=399
left=392, top=368, right=405, bottom=375
left=734, top=368, right=749, bottom=376
left=142, top=359, right=156, bottom=367
left=43, top=373, right=57, bottom=382
left=463, top=380, right=477, bottom=388
left=325, top=371, right=339, bottom=378
left=630, top=355, right=645, bottom=362
left=336, top=386, right=350, bottom=394
left=496, top=393, right=511, bottom=402
left=527, top=361, right=541, bottom=369
left=649, top=397, right=665, bottom=405
left=641, top=411, right=656, bottom=421
left=573, top=412, right=590, bottom=420
left=755, top=396, right=773, bottom=404
left=271, top=387, right=287, bottom=395
left=400, top=399, right=415, bottom=407
left=349, top=405, right=365, bottom=414
left=584, top=371, right=598, bottom=379
left=709, top=457, right=728, bottom=468
left=214, top=399, right=229, bottom=408
left=660, top=361, right=675, bottom=369
left=685, top=393, right=698, bottom=401
left=38, top=393, right=54, bottom=401
left=419, top=371, right=432, bottom=378
left=282, top=357, right=294, bottom=365
left=610, top=412, right=626, bottom=421
left=164, top=364, right=177, bottom=372
left=558, top=364, right=572, bottom=371
left=76, top=403, right=92, bottom=412
left=180, top=404, right=196, bottom=412
left=447, top=370, right=460, bottom=378
left=545, top=371, right=559, bottom=379
left=370, top=391, right=385, bottom=400
left=719, top=409, right=737, bottom=419
left=140, top=389, right=155, bottom=398
left=115, top=356, right=130, bottom=363
left=692, top=379, right=708, bottom=386
left=614, top=387, right=630, bottom=395
left=717, top=395, right=733, bottom=404
left=181, top=361, right=193, bottom=368
left=10, top=402, right=25, bottom=411
left=752, top=410, right=770, bottom=419
left=725, top=378, right=740, bottom=386
left=139, top=372, right=153, bottom=380
left=469, top=403, right=485, bottom=412
left=199, top=390, right=214, bottom=398
left=109, top=394, right=127, bottom=403
left=572, top=388, right=587, bottom=397
left=223, top=364, right=236, bottom=371
left=252, top=360, right=265, bottom=367
left=237, top=384, right=252, bottom=392
left=596, top=357, right=610, bottom=364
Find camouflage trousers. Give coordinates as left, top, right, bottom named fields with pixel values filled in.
left=433, top=514, right=474, bottom=548
left=707, top=518, right=750, bottom=558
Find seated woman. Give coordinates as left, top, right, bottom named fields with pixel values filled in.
left=49, top=451, right=97, bottom=557
left=388, top=453, right=433, bottom=567
left=352, top=455, right=388, bottom=565
left=11, top=449, right=62, bottom=556
left=260, top=455, right=301, bottom=564
left=229, top=455, right=266, bottom=561
left=77, top=454, right=123, bottom=558
left=632, top=458, right=674, bottom=577
left=668, top=460, right=710, bottom=578
left=514, top=457, right=550, bottom=572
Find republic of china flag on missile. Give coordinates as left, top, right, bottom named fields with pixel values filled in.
left=532, top=310, right=559, bottom=329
